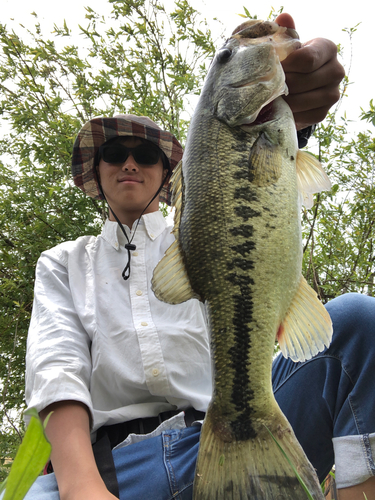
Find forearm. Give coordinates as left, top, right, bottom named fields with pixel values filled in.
left=40, top=401, right=113, bottom=500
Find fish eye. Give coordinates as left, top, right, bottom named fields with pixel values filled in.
left=216, top=48, right=232, bottom=63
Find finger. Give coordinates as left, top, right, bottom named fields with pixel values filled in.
left=284, top=86, right=341, bottom=129
left=284, top=85, right=341, bottom=114
left=281, top=38, right=339, bottom=73
left=292, top=106, right=333, bottom=131
left=285, top=58, right=345, bottom=94
left=275, top=13, right=295, bottom=30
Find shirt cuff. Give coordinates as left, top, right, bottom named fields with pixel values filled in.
left=333, top=433, right=375, bottom=488
left=25, top=369, right=94, bottom=428
left=297, top=125, right=316, bottom=148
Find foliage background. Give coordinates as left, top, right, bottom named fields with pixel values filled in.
left=0, top=0, right=374, bottom=480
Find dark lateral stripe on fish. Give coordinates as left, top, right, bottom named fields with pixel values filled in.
left=234, top=186, right=258, bottom=202
left=233, top=169, right=250, bottom=180
left=228, top=285, right=257, bottom=440
left=230, top=241, right=256, bottom=256
left=227, top=258, right=255, bottom=271
left=227, top=273, right=254, bottom=286
left=229, top=225, right=254, bottom=238
left=234, top=205, right=261, bottom=221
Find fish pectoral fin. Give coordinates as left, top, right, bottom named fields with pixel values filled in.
left=151, top=160, right=200, bottom=305
left=248, top=132, right=282, bottom=186
left=151, top=240, right=200, bottom=304
left=296, top=150, right=331, bottom=209
left=277, top=275, right=333, bottom=362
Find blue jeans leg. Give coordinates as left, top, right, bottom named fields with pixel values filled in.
left=272, top=293, right=375, bottom=483
left=113, top=425, right=200, bottom=500
left=3, top=472, right=60, bottom=500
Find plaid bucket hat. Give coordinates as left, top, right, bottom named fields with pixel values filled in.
left=71, top=114, right=183, bottom=205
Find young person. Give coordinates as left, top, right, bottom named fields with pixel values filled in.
left=20, top=14, right=375, bottom=500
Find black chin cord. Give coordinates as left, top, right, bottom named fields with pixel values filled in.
left=106, top=206, right=137, bottom=281
left=98, top=172, right=169, bottom=280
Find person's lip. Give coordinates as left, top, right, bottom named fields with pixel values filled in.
left=118, top=177, right=142, bottom=183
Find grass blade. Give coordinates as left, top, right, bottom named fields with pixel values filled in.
left=264, top=424, right=314, bottom=500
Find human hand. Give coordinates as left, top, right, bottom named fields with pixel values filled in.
left=275, top=13, right=345, bottom=130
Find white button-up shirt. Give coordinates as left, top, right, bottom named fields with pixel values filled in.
left=25, top=211, right=212, bottom=438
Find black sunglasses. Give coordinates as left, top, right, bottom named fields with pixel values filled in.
left=99, top=142, right=161, bottom=166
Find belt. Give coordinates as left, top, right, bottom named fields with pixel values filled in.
left=96, top=408, right=205, bottom=449
left=93, top=408, right=205, bottom=498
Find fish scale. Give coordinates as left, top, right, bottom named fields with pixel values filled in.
left=152, top=19, right=332, bottom=499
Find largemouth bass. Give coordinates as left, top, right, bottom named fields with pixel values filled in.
left=152, top=19, right=332, bottom=499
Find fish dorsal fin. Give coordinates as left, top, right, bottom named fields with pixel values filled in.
left=277, top=276, right=332, bottom=362
left=151, top=161, right=200, bottom=304
left=296, top=150, right=331, bottom=209
left=248, top=132, right=282, bottom=186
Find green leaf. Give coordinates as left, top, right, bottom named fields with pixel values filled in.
left=3, top=409, right=51, bottom=500
left=242, top=6, right=253, bottom=19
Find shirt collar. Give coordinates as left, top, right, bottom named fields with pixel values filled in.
left=100, top=211, right=168, bottom=251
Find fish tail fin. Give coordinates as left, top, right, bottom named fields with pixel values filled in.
left=193, top=409, right=324, bottom=499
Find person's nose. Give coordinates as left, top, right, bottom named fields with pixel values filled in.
left=121, top=153, right=139, bottom=172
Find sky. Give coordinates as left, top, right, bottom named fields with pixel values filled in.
left=2, top=0, right=375, bottom=135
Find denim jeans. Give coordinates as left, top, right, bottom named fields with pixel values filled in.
left=15, top=293, right=375, bottom=498
left=273, top=292, right=375, bottom=487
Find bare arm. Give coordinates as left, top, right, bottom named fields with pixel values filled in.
left=40, top=401, right=117, bottom=500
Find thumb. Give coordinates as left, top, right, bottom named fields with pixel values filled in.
left=274, top=13, right=295, bottom=30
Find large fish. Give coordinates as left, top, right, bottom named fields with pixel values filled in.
left=152, top=19, right=332, bottom=499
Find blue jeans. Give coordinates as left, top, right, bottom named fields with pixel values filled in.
left=17, top=293, right=375, bottom=498
left=273, top=292, right=375, bottom=487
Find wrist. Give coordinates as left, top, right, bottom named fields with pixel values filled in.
left=60, top=475, right=108, bottom=500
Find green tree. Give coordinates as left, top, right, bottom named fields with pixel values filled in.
left=0, top=0, right=216, bottom=479
left=302, top=110, right=375, bottom=302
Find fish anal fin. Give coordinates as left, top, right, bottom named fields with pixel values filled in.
left=296, top=150, right=331, bottom=209
left=277, top=275, right=333, bottom=362
left=152, top=161, right=200, bottom=305
left=248, top=132, right=282, bottom=186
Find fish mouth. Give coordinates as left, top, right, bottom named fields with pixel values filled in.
left=250, top=102, right=275, bottom=125
left=239, top=101, right=276, bottom=128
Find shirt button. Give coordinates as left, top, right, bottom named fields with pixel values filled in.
left=141, top=321, right=148, bottom=326
left=150, top=234, right=155, bottom=238
left=133, top=251, right=138, bottom=256
left=114, top=243, right=119, bottom=249
left=136, top=290, right=143, bottom=296
left=152, top=368, right=159, bottom=377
